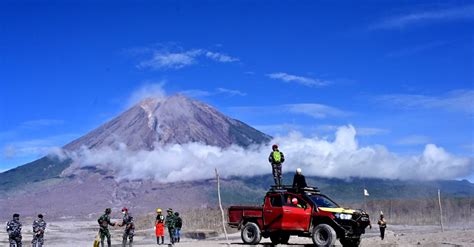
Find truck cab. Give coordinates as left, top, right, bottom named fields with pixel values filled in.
left=228, top=186, right=370, bottom=247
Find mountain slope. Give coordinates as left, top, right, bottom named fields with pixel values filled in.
left=0, top=156, right=72, bottom=192
left=64, top=94, right=271, bottom=151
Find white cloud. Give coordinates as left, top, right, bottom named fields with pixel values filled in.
left=2, top=134, right=78, bottom=159
left=267, top=72, right=330, bottom=87
left=396, top=135, right=431, bottom=146
left=285, top=103, right=349, bottom=119
left=137, top=49, right=202, bottom=70
left=205, top=51, right=239, bottom=63
left=65, top=125, right=473, bottom=181
left=137, top=47, right=239, bottom=70
left=216, top=88, right=246, bottom=96
left=127, top=82, right=167, bottom=107
left=371, top=5, right=474, bottom=30
left=377, top=89, right=474, bottom=114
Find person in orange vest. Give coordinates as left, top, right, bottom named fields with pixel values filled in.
left=154, top=208, right=165, bottom=245
left=268, top=144, right=285, bottom=187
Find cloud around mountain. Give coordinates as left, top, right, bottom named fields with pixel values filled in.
left=62, top=125, right=473, bottom=182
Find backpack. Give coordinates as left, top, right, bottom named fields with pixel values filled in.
left=272, top=151, right=281, bottom=163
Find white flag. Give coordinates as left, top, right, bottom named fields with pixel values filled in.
left=364, top=189, right=369, bottom=196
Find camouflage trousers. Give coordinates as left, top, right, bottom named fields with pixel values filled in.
left=168, top=227, right=176, bottom=244
left=31, top=234, right=44, bottom=247
left=122, top=229, right=134, bottom=247
left=9, top=235, right=22, bottom=247
left=99, top=228, right=111, bottom=247
left=271, top=163, right=282, bottom=186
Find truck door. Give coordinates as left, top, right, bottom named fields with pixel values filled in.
left=263, top=194, right=283, bottom=230
left=281, top=193, right=312, bottom=231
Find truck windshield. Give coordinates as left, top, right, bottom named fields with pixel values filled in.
left=308, top=194, right=339, bottom=208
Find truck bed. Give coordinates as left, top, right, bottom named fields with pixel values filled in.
left=228, top=206, right=263, bottom=228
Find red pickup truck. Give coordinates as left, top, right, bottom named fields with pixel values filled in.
left=228, top=186, right=370, bottom=247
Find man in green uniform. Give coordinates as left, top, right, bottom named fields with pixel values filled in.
left=98, top=208, right=116, bottom=247
left=165, top=208, right=176, bottom=244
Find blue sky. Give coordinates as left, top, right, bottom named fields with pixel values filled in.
left=0, top=1, right=473, bottom=179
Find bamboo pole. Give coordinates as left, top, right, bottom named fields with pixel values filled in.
left=215, top=168, right=229, bottom=244
left=438, top=189, right=444, bottom=232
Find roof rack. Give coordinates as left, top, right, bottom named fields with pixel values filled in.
left=269, top=185, right=320, bottom=193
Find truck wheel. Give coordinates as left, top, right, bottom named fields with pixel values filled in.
left=312, top=224, right=336, bottom=247
left=241, top=222, right=262, bottom=245
left=340, top=237, right=361, bottom=247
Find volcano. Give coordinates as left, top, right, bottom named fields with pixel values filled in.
left=0, top=95, right=272, bottom=217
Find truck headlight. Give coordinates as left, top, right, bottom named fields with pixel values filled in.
left=335, top=213, right=352, bottom=220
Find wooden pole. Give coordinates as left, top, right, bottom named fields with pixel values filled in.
left=215, top=168, right=229, bottom=244
left=438, top=189, right=444, bottom=232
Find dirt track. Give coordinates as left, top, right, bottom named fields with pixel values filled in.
left=1, top=220, right=473, bottom=246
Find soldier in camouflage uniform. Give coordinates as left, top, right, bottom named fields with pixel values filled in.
left=6, top=213, right=22, bottom=247
left=98, top=208, right=116, bottom=247
left=118, top=207, right=135, bottom=247
left=31, top=214, right=47, bottom=247
left=165, top=208, right=176, bottom=244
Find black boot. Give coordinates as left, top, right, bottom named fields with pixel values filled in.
left=178, top=237, right=180, bottom=243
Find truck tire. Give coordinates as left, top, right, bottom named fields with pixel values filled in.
left=241, top=222, right=262, bottom=245
left=312, top=224, right=337, bottom=247
left=340, top=237, right=361, bottom=247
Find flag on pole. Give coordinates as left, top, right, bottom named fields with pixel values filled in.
left=364, top=189, right=369, bottom=196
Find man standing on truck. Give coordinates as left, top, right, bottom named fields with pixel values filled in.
left=268, top=144, right=285, bottom=187
left=377, top=212, right=387, bottom=240
left=98, top=208, right=117, bottom=247
left=165, top=208, right=176, bottom=244
left=32, top=214, right=47, bottom=247
left=118, top=207, right=135, bottom=247
left=292, top=168, right=307, bottom=191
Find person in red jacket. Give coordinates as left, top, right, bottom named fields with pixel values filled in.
left=155, top=208, right=165, bottom=245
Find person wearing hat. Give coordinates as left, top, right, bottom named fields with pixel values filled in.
left=173, top=212, right=183, bottom=243
left=6, top=213, right=22, bottom=247
left=118, top=207, right=134, bottom=247
left=97, top=208, right=116, bottom=247
left=154, top=208, right=165, bottom=245
left=32, top=214, right=47, bottom=247
left=377, top=212, right=387, bottom=240
left=165, top=208, right=177, bottom=244
left=268, top=144, right=285, bottom=187
left=292, top=168, right=308, bottom=191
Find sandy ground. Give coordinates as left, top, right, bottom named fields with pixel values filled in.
left=1, top=220, right=473, bottom=246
